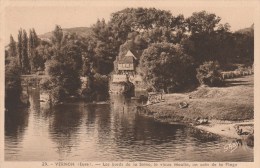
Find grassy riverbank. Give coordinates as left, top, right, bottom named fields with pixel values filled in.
left=138, top=75, right=254, bottom=138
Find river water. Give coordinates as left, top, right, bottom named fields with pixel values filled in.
left=5, top=88, right=253, bottom=161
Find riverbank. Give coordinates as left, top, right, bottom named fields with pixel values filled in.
left=137, top=75, right=254, bottom=139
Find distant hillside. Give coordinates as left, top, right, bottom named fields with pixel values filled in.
left=39, top=27, right=93, bottom=40
left=235, top=24, right=254, bottom=36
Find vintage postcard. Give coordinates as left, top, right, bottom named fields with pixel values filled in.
left=0, top=0, right=259, bottom=168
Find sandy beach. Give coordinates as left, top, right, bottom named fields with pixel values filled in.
left=195, top=120, right=254, bottom=139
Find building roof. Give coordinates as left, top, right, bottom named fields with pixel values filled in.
left=117, top=50, right=138, bottom=64
left=125, top=50, right=137, bottom=60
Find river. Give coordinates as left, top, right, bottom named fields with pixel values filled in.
left=5, top=88, right=253, bottom=161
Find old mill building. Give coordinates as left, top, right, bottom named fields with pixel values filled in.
left=110, top=50, right=144, bottom=94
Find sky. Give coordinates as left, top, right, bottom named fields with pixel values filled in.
left=3, top=1, right=257, bottom=44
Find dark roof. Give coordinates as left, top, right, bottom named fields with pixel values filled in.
left=118, top=56, right=134, bottom=64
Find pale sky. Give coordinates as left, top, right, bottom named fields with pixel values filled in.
left=4, top=1, right=256, bottom=44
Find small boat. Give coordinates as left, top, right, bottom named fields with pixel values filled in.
left=179, top=101, right=188, bottom=108
left=195, top=117, right=209, bottom=125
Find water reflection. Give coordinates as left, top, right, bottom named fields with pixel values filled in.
left=5, top=108, right=29, bottom=139
left=5, top=89, right=253, bottom=161
left=49, top=103, right=84, bottom=158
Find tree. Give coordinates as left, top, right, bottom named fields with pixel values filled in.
left=41, top=26, right=84, bottom=104
left=5, top=57, right=22, bottom=108
left=110, top=8, right=173, bottom=33
left=35, top=40, right=53, bottom=68
left=140, top=43, right=195, bottom=92
left=51, top=25, right=63, bottom=49
left=17, top=29, right=23, bottom=67
left=186, top=11, right=221, bottom=35
left=185, top=11, right=232, bottom=64
left=196, top=61, right=224, bottom=87
left=81, top=36, right=96, bottom=76
left=91, top=19, right=120, bottom=74
left=8, top=35, right=17, bottom=57
left=22, top=30, right=30, bottom=74
left=91, top=8, right=181, bottom=75
left=232, top=25, right=254, bottom=65
left=28, top=29, right=40, bottom=72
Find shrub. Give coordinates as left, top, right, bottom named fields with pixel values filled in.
left=196, top=61, right=224, bottom=87
left=246, top=134, right=254, bottom=147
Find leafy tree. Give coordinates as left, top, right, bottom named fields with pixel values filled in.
left=42, top=26, right=84, bottom=104
left=8, top=35, right=17, bottom=57
left=196, top=61, right=223, bottom=86
left=5, top=50, right=9, bottom=64
left=5, top=57, right=22, bottom=108
left=91, top=19, right=121, bottom=74
left=17, top=29, right=23, bottom=67
left=28, top=29, right=40, bottom=72
left=110, top=8, right=173, bottom=33
left=232, top=26, right=254, bottom=65
left=118, top=33, right=147, bottom=57
left=186, top=11, right=221, bottom=34
left=185, top=11, right=233, bottom=64
left=35, top=40, right=54, bottom=65
left=91, top=8, right=182, bottom=75
left=81, top=36, right=96, bottom=76
left=140, top=43, right=195, bottom=92
left=22, top=30, right=30, bottom=74
left=51, top=25, right=63, bottom=48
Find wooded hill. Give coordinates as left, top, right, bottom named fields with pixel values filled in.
left=39, top=27, right=93, bottom=39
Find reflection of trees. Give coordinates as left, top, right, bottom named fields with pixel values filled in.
left=96, top=104, right=112, bottom=144
left=134, top=118, right=186, bottom=144
left=110, top=95, right=136, bottom=143
left=26, top=88, right=53, bottom=120
left=49, top=103, right=83, bottom=156
left=85, top=104, right=97, bottom=130
left=29, top=88, right=40, bottom=113
left=85, top=103, right=112, bottom=145
left=114, top=114, right=187, bottom=147
left=111, top=107, right=191, bottom=161
left=109, top=95, right=195, bottom=160
left=5, top=107, right=29, bottom=146
left=110, top=95, right=186, bottom=146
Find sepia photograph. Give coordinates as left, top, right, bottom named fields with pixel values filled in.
left=1, top=0, right=259, bottom=166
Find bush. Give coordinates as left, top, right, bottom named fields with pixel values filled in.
left=246, top=134, right=254, bottom=147
left=196, top=61, right=224, bottom=87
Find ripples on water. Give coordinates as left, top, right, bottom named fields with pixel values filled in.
left=5, top=88, right=253, bottom=161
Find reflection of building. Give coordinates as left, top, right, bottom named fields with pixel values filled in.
left=110, top=50, right=144, bottom=95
